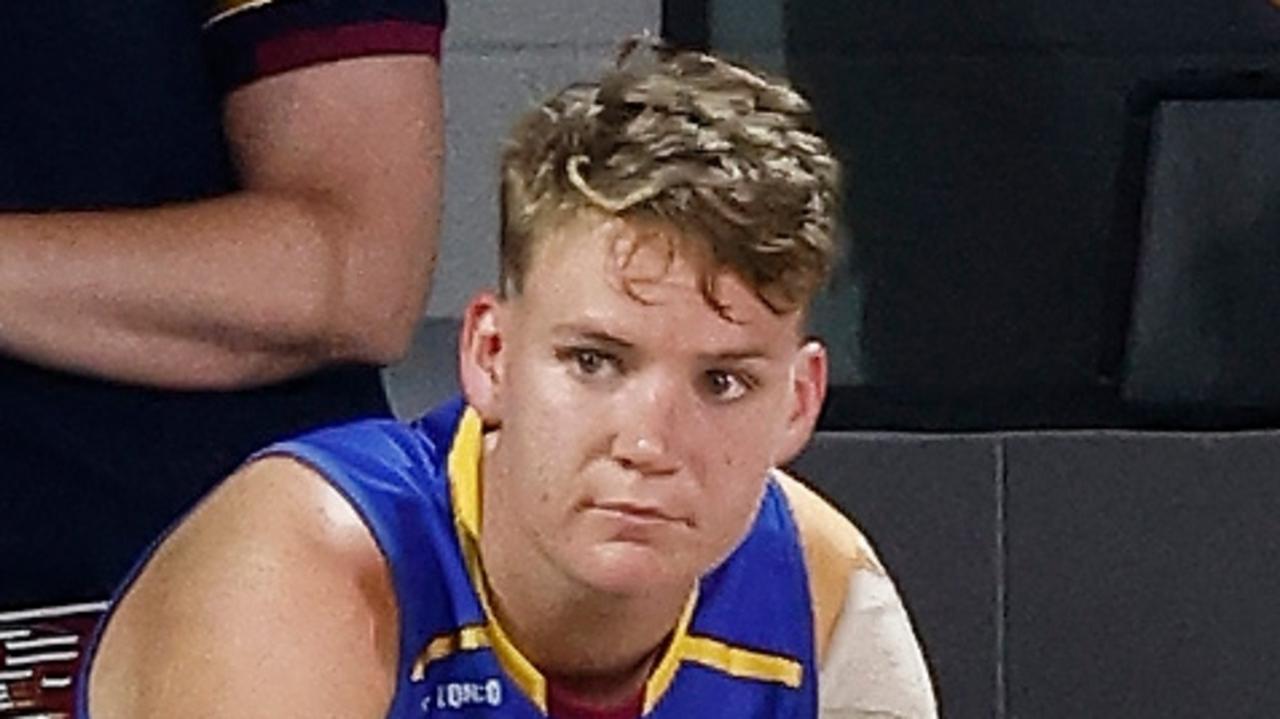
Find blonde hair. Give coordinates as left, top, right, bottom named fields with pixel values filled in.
left=499, top=39, right=841, bottom=314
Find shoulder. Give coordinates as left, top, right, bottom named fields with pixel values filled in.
left=87, top=456, right=398, bottom=718
left=772, top=470, right=883, bottom=661
left=772, top=471, right=938, bottom=717
left=270, top=415, right=447, bottom=486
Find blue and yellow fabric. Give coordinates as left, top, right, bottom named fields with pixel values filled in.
left=266, top=397, right=818, bottom=717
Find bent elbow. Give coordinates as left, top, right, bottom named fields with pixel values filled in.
left=331, top=286, right=429, bottom=367
left=353, top=318, right=417, bottom=366
left=311, top=205, right=438, bottom=367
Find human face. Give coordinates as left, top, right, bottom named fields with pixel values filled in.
left=462, top=213, right=826, bottom=597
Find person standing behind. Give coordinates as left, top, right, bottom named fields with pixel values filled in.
left=0, top=1, right=447, bottom=608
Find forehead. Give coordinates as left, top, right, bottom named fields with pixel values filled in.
left=517, top=213, right=801, bottom=347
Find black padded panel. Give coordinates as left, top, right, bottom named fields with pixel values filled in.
left=789, top=433, right=1002, bottom=719
left=1004, top=433, right=1280, bottom=718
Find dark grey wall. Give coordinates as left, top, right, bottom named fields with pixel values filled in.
left=792, top=434, right=1002, bottom=719
left=792, top=431, right=1280, bottom=719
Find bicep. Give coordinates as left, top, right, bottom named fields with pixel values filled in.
left=222, top=55, right=445, bottom=350
left=87, top=458, right=398, bottom=719
left=817, top=568, right=937, bottom=719
left=223, top=54, right=443, bottom=216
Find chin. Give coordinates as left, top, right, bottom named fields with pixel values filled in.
left=571, top=541, right=698, bottom=598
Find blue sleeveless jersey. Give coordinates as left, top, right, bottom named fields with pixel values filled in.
left=87, top=398, right=818, bottom=718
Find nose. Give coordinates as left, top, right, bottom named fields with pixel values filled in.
left=611, top=372, right=681, bottom=475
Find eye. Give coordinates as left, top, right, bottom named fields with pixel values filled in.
left=703, top=369, right=754, bottom=402
left=575, top=348, right=609, bottom=375
left=557, top=347, right=622, bottom=379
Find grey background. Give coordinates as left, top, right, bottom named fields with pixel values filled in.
left=383, top=0, right=661, bottom=415
left=421, top=0, right=662, bottom=320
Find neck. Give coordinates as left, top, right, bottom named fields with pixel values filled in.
left=482, top=555, right=687, bottom=705
left=477, top=436, right=692, bottom=703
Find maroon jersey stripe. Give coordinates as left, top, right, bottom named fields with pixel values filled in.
left=255, top=20, right=442, bottom=79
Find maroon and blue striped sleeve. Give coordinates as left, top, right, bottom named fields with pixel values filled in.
left=203, top=0, right=447, bottom=93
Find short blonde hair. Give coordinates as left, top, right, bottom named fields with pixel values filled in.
left=499, top=40, right=841, bottom=314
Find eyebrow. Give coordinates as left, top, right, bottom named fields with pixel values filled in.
left=551, top=323, right=773, bottom=362
left=700, top=349, right=772, bottom=363
left=550, top=324, right=635, bottom=351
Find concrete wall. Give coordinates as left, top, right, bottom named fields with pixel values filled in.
left=382, top=1, right=661, bottom=416
left=426, top=1, right=662, bottom=318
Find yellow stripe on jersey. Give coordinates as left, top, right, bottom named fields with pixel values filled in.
left=678, top=635, right=804, bottom=689
left=410, top=625, right=491, bottom=681
left=204, top=0, right=278, bottom=28
left=461, top=543, right=549, bottom=713
left=641, top=590, right=700, bottom=713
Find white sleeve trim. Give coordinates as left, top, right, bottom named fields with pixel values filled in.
left=817, top=567, right=938, bottom=719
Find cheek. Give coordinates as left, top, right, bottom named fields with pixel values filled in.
left=503, top=358, right=573, bottom=443
left=505, top=450, right=569, bottom=548
left=499, top=368, right=596, bottom=524
left=698, top=408, right=785, bottom=472
left=693, top=472, right=771, bottom=569
left=684, top=413, right=782, bottom=552
left=698, top=445, right=775, bottom=532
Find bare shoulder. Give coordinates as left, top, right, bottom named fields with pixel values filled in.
left=88, top=456, right=398, bottom=719
left=773, top=470, right=883, bottom=661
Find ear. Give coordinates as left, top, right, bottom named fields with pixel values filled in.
left=459, top=292, right=508, bottom=426
left=774, top=340, right=828, bottom=466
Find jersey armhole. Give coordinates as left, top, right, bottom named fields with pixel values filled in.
left=772, top=470, right=884, bottom=664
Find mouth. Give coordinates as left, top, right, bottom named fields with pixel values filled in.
left=586, top=501, right=691, bottom=528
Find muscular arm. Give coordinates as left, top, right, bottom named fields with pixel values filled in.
left=0, top=54, right=443, bottom=389
left=87, top=456, right=400, bottom=719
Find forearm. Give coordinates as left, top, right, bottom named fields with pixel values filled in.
left=0, top=189, right=433, bottom=389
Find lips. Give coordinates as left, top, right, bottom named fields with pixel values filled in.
left=587, top=500, right=690, bottom=527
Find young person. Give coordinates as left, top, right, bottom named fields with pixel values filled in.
left=79, top=41, right=936, bottom=719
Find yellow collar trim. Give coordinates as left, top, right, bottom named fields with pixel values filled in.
left=641, top=590, right=699, bottom=713
left=447, top=408, right=484, bottom=538
left=447, top=408, right=548, bottom=711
